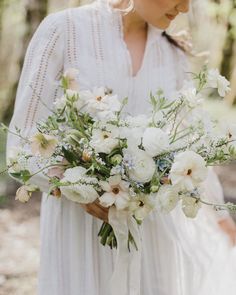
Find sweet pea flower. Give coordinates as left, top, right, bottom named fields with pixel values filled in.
left=63, top=68, right=80, bottom=91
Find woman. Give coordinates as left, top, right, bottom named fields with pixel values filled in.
left=6, top=0, right=236, bottom=294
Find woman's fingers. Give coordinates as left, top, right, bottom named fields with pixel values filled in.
left=218, top=217, right=236, bottom=246
left=80, top=200, right=109, bottom=223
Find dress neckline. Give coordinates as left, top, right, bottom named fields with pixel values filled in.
left=95, top=0, right=164, bottom=79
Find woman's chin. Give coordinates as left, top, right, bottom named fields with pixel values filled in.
left=153, top=18, right=171, bottom=30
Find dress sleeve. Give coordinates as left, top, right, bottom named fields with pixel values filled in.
left=202, top=167, right=230, bottom=219
left=6, top=11, right=66, bottom=193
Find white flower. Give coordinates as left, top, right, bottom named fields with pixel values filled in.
left=53, top=95, right=67, bottom=110
left=219, top=122, right=236, bottom=146
left=63, top=68, right=80, bottom=91
left=79, top=87, right=121, bottom=119
left=60, top=166, right=99, bottom=204
left=15, top=184, right=38, bottom=203
left=128, top=193, right=155, bottom=221
left=149, top=111, right=164, bottom=125
left=207, top=69, right=231, bottom=97
left=156, top=185, right=179, bottom=213
left=119, top=126, right=143, bottom=148
left=123, top=148, right=156, bottom=183
left=90, top=125, right=119, bottom=154
left=180, top=87, right=203, bottom=108
left=126, top=114, right=149, bottom=128
left=142, top=127, right=169, bottom=157
left=99, top=175, right=130, bottom=210
left=66, top=89, right=78, bottom=100
left=30, top=133, right=58, bottom=158
left=7, top=147, right=25, bottom=173
left=169, top=151, right=208, bottom=190
left=182, top=196, right=201, bottom=218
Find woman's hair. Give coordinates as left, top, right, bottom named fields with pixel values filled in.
left=107, top=0, right=187, bottom=53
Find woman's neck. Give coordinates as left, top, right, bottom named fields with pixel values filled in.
left=122, top=11, right=147, bottom=35
left=112, top=1, right=147, bottom=35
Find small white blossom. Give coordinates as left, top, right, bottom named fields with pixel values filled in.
left=7, top=147, right=26, bottom=173
left=126, top=115, right=149, bottom=128
left=110, top=165, right=124, bottom=175
left=53, top=95, right=67, bottom=110
left=66, top=89, right=79, bottom=100
left=79, top=87, right=121, bottom=119
left=180, top=87, right=204, bottom=108
left=207, top=69, right=231, bottom=97
left=219, top=122, right=236, bottom=147
left=90, top=125, right=119, bottom=154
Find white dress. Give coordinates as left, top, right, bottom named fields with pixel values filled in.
left=6, top=1, right=236, bottom=294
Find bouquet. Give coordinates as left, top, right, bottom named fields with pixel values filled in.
left=2, top=66, right=236, bottom=251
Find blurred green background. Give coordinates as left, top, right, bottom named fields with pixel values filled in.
left=0, top=0, right=236, bottom=294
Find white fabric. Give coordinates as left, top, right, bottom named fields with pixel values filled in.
left=6, top=1, right=236, bottom=294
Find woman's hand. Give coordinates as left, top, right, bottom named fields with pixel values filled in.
left=218, top=216, right=236, bottom=246
left=80, top=199, right=109, bottom=223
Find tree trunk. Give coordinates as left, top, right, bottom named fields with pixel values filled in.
left=220, top=0, right=236, bottom=104
left=0, top=0, right=5, bottom=40
left=3, top=0, right=48, bottom=123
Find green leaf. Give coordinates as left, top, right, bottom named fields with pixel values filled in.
left=10, top=170, right=31, bottom=183
left=62, top=146, right=78, bottom=163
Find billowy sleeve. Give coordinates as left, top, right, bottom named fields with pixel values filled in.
left=202, top=167, right=230, bottom=219
left=6, top=11, right=66, bottom=193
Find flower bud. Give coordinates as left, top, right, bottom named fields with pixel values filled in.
left=110, top=154, right=123, bottom=165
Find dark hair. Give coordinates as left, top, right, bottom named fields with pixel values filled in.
left=162, top=31, right=188, bottom=53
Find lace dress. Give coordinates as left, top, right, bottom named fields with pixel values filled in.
left=6, top=1, right=236, bottom=294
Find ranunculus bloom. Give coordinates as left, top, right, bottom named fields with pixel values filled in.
left=60, top=166, right=99, bottom=204
left=30, top=133, right=58, bottom=158
left=99, top=175, right=130, bottom=210
left=142, top=127, right=169, bottom=157
left=123, top=148, right=156, bottom=183
left=169, top=151, right=207, bottom=190
left=207, top=69, right=231, bottom=97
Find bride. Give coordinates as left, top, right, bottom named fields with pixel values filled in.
left=6, top=0, right=236, bottom=294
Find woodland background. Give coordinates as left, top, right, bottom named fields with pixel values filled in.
left=0, top=0, right=236, bottom=294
